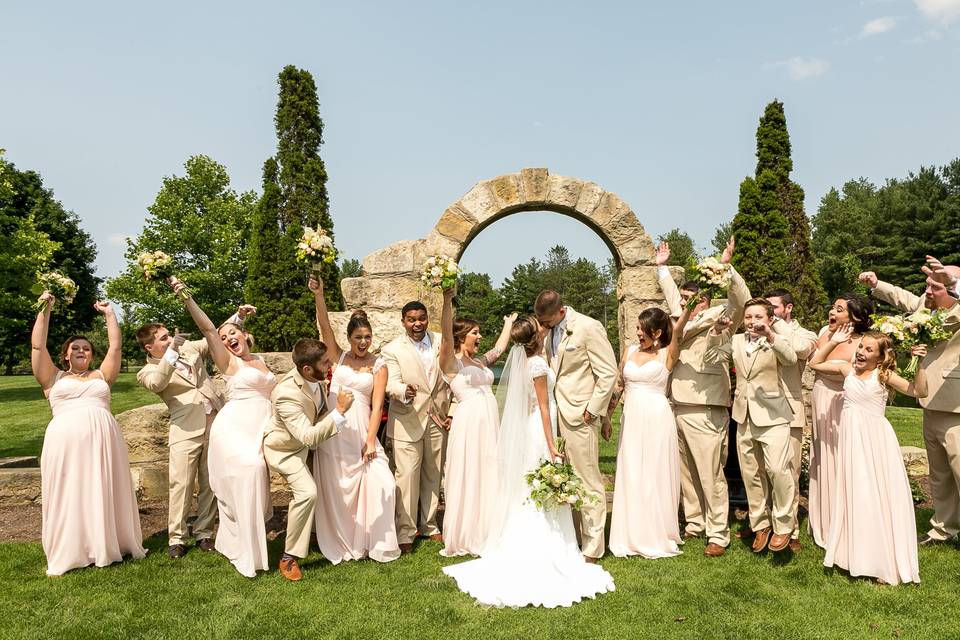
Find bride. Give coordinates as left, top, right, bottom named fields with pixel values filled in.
left=442, top=316, right=615, bottom=608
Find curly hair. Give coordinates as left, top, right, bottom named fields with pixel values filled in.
left=862, top=331, right=897, bottom=385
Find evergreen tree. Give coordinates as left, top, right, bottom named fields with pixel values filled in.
left=246, top=65, right=342, bottom=349
left=732, top=100, right=825, bottom=325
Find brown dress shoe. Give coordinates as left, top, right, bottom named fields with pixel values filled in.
left=583, top=556, right=599, bottom=564
left=751, top=528, right=772, bottom=553
left=279, top=557, right=303, bottom=581
left=429, top=534, right=443, bottom=542
left=768, top=533, right=790, bottom=552
left=168, top=544, right=187, bottom=559
left=197, top=538, right=215, bottom=552
left=788, top=539, right=802, bottom=552
left=399, top=543, right=413, bottom=554
left=703, top=543, right=726, bottom=557
left=682, top=531, right=702, bottom=541
left=735, top=527, right=755, bottom=540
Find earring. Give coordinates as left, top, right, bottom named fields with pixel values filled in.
left=653, top=339, right=659, bottom=348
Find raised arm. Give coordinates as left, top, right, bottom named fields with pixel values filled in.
left=482, top=313, right=517, bottom=366
left=886, top=345, right=929, bottom=399
left=860, top=271, right=923, bottom=313
left=310, top=276, right=341, bottom=361
left=31, top=293, right=59, bottom=391
left=655, top=242, right=683, bottom=319
left=171, top=279, right=232, bottom=374
left=703, top=316, right=734, bottom=365
left=808, top=323, right=853, bottom=376
left=363, top=364, right=388, bottom=461
left=439, top=287, right=458, bottom=376
left=665, top=305, right=694, bottom=371
left=95, top=301, right=122, bottom=386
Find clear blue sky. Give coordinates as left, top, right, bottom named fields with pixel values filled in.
left=2, top=1, right=959, bottom=286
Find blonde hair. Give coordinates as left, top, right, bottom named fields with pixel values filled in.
left=863, top=331, right=897, bottom=385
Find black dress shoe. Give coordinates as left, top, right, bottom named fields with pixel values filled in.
left=918, top=534, right=955, bottom=546
left=168, top=544, right=188, bottom=559
left=197, top=538, right=216, bottom=552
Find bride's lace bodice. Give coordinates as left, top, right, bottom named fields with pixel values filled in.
left=527, top=355, right=557, bottom=435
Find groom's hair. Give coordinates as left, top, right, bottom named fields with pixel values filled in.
left=534, top=290, right=562, bottom=316
left=292, top=338, right=328, bottom=371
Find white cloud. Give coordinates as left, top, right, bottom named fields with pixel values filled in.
left=861, top=16, right=897, bottom=36
left=767, top=57, right=831, bottom=80
left=915, top=0, right=960, bottom=24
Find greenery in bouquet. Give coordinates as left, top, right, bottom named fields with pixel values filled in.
left=296, top=226, right=337, bottom=275
left=871, top=309, right=952, bottom=379
left=420, top=254, right=461, bottom=290
left=686, top=255, right=731, bottom=309
left=137, top=250, right=191, bottom=299
left=524, top=438, right=597, bottom=512
left=32, top=271, right=78, bottom=312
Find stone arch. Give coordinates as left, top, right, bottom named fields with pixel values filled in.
left=329, top=168, right=668, bottom=350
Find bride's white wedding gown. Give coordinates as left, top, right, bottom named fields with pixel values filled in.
left=442, top=352, right=615, bottom=608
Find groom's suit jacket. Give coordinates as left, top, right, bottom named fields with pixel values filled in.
left=137, top=339, right=225, bottom=445
left=263, top=367, right=341, bottom=457
left=382, top=332, right=452, bottom=443
left=544, top=307, right=618, bottom=428
left=659, top=265, right=750, bottom=408
left=872, top=281, right=960, bottom=413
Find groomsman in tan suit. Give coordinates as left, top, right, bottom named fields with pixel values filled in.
left=860, top=263, right=960, bottom=545
left=264, top=338, right=352, bottom=581
left=656, top=239, right=748, bottom=557
left=706, top=299, right=798, bottom=553
left=381, top=301, right=452, bottom=552
left=136, top=304, right=252, bottom=559
left=536, top=290, right=617, bottom=561
left=766, top=289, right=817, bottom=552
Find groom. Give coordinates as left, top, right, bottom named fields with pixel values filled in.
left=536, top=290, right=618, bottom=561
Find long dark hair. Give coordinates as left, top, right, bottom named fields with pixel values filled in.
left=841, top=294, right=874, bottom=334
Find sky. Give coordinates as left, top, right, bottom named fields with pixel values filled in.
left=2, top=0, right=960, bottom=286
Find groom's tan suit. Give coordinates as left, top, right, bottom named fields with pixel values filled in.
left=871, top=281, right=960, bottom=541
left=545, top=307, right=617, bottom=558
left=138, top=339, right=223, bottom=546
left=263, top=368, right=344, bottom=558
left=659, top=266, right=749, bottom=547
left=382, top=332, right=452, bottom=544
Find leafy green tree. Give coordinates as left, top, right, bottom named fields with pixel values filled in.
left=656, top=228, right=699, bottom=279
left=245, top=65, right=342, bottom=350
left=711, top=221, right=734, bottom=255
left=454, top=272, right=504, bottom=356
left=106, top=155, right=256, bottom=332
left=0, top=152, right=100, bottom=373
left=340, top=258, right=362, bottom=279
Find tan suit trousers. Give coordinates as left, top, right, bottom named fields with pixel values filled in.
left=737, top=417, right=796, bottom=535
left=923, top=409, right=960, bottom=541
left=390, top=424, right=446, bottom=544
left=558, top=415, right=606, bottom=559
left=167, top=412, right=217, bottom=545
left=675, top=404, right=731, bottom=547
left=262, top=447, right=316, bottom=558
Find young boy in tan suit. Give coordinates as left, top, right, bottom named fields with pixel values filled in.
left=263, top=338, right=353, bottom=581
left=705, top=298, right=798, bottom=553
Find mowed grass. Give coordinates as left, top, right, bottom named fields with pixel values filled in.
left=0, top=374, right=156, bottom=458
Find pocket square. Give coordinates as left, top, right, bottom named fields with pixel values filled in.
left=564, top=345, right=576, bottom=351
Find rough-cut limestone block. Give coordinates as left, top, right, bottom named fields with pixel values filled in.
left=574, top=181, right=605, bottom=217
left=434, top=204, right=477, bottom=243
left=129, top=463, right=169, bottom=501
left=902, top=446, right=929, bottom=477
left=424, top=230, right=463, bottom=262
left=545, top=175, right=584, bottom=210
left=590, top=192, right=630, bottom=231
left=341, top=277, right=425, bottom=312
left=0, top=468, right=41, bottom=505
left=487, top=173, right=523, bottom=212
left=361, top=239, right=425, bottom=277
left=119, top=403, right=170, bottom=463
left=457, top=181, right=499, bottom=225
left=615, top=234, right=656, bottom=267
left=259, top=352, right=294, bottom=376
left=519, top=168, right=550, bottom=204
left=616, top=266, right=663, bottom=300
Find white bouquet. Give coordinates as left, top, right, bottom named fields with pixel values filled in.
left=137, top=250, right=190, bottom=299
left=687, top=256, right=732, bottom=309
left=419, top=254, right=460, bottom=290
left=296, top=226, right=338, bottom=276
left=32, top=271, right=77, bottom=312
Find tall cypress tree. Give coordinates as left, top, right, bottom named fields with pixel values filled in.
left=246, top=66, right=342, bottom=350
left=732, top=100, right=825, bottom=325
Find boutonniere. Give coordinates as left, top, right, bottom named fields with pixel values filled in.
left=565, top=329, right=573, bottom=338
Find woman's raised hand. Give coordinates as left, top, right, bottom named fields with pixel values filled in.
left=829, top=322, right=854, bottom=344
left=308, top=276, right=323, bottom=295
left=93, top=300, right=113, bottom=316
left=38, top=291, right=55, bottom=312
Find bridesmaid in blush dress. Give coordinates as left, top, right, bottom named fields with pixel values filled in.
left=810, top=326, right=924, bottom=584
left=808, top=295, right=873, bottom=548
left=607, top=305, right=692, bottom=559
left=172, top=278, right=273, bottom=577
left=31, top=293, right=145, bottom=576
left=310, top=277, right=400, bottom=564
left=437, top=286, right=516, bottom=557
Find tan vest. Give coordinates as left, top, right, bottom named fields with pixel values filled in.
left=873, top=281, right=960, bottom=414
left=706, top=333, right=797, bottom=427
left=137, top=339, right=224, bottom=445
left=381, top=332, right=452, bottom=442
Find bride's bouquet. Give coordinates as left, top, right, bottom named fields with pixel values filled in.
left=686, top=255, right=731, bottom=309
left=137, top=250, right=190, bottom=299
left=296, top=226, right=338, bottom=276
left=525, top=438, right=596, bottom=512
left=32, top=271, right=77, bottom=312
left=420, top=254, right=460, bottom=290
left=871, top=309, right=952, bottom=379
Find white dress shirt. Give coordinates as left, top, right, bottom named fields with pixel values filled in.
left=551, top=310, right=569, bottom=356
left=306, top=378, right=346, bottom=430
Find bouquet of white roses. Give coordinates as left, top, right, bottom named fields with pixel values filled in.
left=32, top=271, right=77, bottom=312
left=137, top=250, right=190, bottom=299
left=296, top=226, right=338, bottom=275
left=686, top=255, right=731, bottom=309
left=872, top=309, right=952, bottom=379
left=419, top=254, right=460, bottom=290
left=524, top=438, right=597, bottom=512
